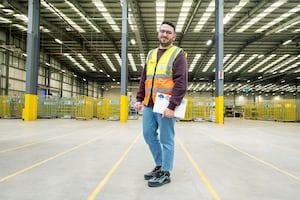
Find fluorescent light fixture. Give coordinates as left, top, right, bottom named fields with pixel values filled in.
left=202, top=54, right=215, bottom=72
left=54, top=38, right=63, bottom=44
left=224, top=54, right=245, bottom=72
left=65, top=0, right=101, bottom=33
left=114, top=53, right=122, bottom=67
left=102, top=53, right=117, bottom=71
left=65, top=54, right=86, bottom=71
left=259, top=54, right=289, bottom=72
left=0, top=17, right=12, bottom=23
left=128, top=8, right=138, bottom=31
left=234, top=54, right=258, bottom=72
left=13, top=14, right=28, bottom=22
left=282, top=40, right=292, bottom=45
left=237, top=0, right=287, bottom=33
left=12, top=24, right=27, bottom=31
left=130, top=38, right=136, bottom=45
left=156, top=0, right=165, bottom=31
left=140, top=53, right=145, bottom=66
left=194, top=0, right=215, bottom=32
left=271, top=55, right=300, bottom=73
left=41, top=0, right=85, bottom=33
left=128, top=53, right=137, bottom=71
left=256, top=5, right=300, bottom=32
left=77, top=53, right=96, bottom=71
left=176, top=0, right=193, bottom=33
left=189, top=54, right=201, bottom=72
left=223, top=0, right=249, bottom=25
left=93, top=0, right=120, bottom=32
left=248, top=54, right=276, bottom=72
left=223, top=54, right=232, bottom=65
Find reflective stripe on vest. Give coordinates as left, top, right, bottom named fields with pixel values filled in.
left=144, top=46, right=182, bottom=105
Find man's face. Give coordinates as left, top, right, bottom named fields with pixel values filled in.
left=158, top=24, right=176, bottom=47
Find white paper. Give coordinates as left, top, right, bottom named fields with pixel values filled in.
left=153, top=92, right=187, bottom=118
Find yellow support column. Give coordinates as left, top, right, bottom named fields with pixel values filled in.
left=120, top=95, right=128, bottom=122
left=215, top=96, right=224, bottom=124
left=22, top=94, right=38, bottom=121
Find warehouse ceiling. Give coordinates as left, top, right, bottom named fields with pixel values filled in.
left=0, top=0, right=299, bottom=95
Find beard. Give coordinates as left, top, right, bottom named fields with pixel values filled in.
left=159, top=37, right=173, bottom=47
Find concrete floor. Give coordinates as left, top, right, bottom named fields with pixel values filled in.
left=0, top=118, right=299, bottom=200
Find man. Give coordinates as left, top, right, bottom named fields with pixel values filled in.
left=134, top=21, right=188, bottom=187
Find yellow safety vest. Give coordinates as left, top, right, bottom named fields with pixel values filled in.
left=144, top=46, right=182, bottom=105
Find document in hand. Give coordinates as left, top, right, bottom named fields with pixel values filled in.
left=153, top=92, right=187, bottom=118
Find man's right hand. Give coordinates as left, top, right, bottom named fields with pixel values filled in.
left=134, top=101, right=142, bottom=112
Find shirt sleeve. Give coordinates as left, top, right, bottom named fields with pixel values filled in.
left=167, top=50, right=188, bottom=110
left=136, top=64, right=146, bottom=103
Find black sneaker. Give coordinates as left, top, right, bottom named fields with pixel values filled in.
left=148, top=171, right=171, bottom=187
left=144, top=166, right=161, bottom=180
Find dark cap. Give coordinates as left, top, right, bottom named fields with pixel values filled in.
left=161, top=21, right=176, bottom=32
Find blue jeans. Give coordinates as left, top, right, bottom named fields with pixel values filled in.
left=142, top=106, right=176, bottom=171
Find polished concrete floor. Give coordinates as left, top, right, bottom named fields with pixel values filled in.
left=0, top=118, right=299, bottom=200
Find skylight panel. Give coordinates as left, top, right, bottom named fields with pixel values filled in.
left=223, top=0, right=249, bottom=25
left=237, top=0, right=287, bottom=33
left=77, top=53, right=96, bottom=71
left=93, top=0, right=120, bottom=32
left=0, top=17, right=12, bottom=23
left=248, top=54, right=276, bottom=72
left=41, top=0, right=85, bottom=33
left=156, top=0, right=165, bottom=31
left=176, top=0, right=192, bottom=33
left=128, top=53, right=137, bottom=71
left=102, top=53, right=117, bottom=72
left=189, top=54, right=201, bottom=72
left=65, top=0, right=101, bottom=33
left=140, top=53, right=145, bottom=67
left=194, top=0, right=215, bottom=32
left=223, top=54, right=232, bottom=65
left=269, top=55, right=300, bottom=73
left=202, top=54, right=215, bottom=72
left=259, top=54, right=289, bottom=73
left=64, top=54, right=86, bottom=71
left=234, top=54, right=258, bottom=72
left=276, top=20, right=300, bottom=33
left=114, top=53, right=122, bottom=67
left=256, top=5, right=300, bottom=33
left=224, top=54, right=245, bottom=72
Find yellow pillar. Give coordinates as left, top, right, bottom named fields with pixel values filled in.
left=22, top=94, right=38, bottom=121
left=120, top=95, right=128, bottom=122
left=215, top=96, right=224, bottom=124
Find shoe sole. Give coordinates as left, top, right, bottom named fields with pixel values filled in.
left=148, top=178, right=171, bottom=187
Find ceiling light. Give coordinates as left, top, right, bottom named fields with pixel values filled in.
left=248, top=54, right=276, bottom=72
left=176, top=0, right=193, bottom=33
left=128, top=53, right=137, bottom=71
left=206, top=39, right=212, bottom=46
left=189, top=54, right=201, bottom=72
left=130, top=38, right=136, bottom=45
left=0, top=17, right=12, bottom=23
left=259, top=54, right=289, bottom=72
left=93, top=0, right=120, bottom=32
left=223, top=0, right=249, bottom=25
left=234, top=54, right=258, bottom=72
left=282, top=40, right=292, bottom=45
left=156, top=0, right=165, bottom=31
left=225, top=54, right=245, bottom=72
left=237, top=0, right=287, bottom=32
left=102, top=53, right=117, bottom=72
left=114, top=53, right=122, bottom=67
left=202, top=54, right=215, bottom=72
left=54, top=38, right=63, bottom=45
left=194, top=0, right=215, bottom=32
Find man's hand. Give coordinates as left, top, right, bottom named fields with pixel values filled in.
left=134, top=101, right=142, bottom=112
left=162, top=108, right=175, bottom=118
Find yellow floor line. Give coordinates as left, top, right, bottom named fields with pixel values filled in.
left=207, top=134, right=300, bottom=182
left=87, top=134, right=141, bottom=200
left=177, top=138, right=221, bottom=200
left=0, top=133, right=111, bottom=183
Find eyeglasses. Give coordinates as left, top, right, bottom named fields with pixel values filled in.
left=159, top=29, right=173, bottom=35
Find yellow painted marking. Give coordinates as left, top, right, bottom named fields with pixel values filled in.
left=177, top=138, right=221, bottom=200
left=207, top=134, right=300, bottom=182
left=0, top=133, right=110, bottom=183
left=87, top=134, right=140, bottom=200
left=0, top=132, right=75, bottom=154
